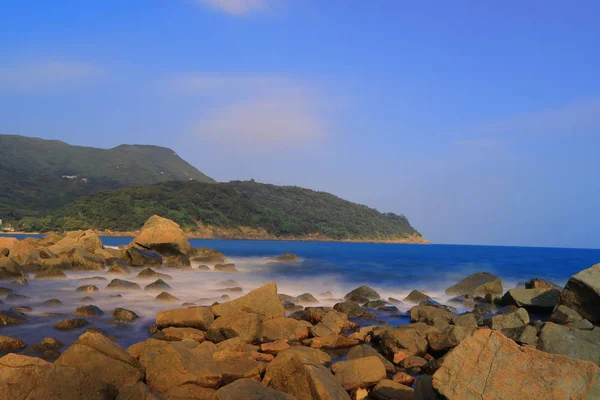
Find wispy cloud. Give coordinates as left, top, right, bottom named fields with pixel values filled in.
left=170, top=73, right=329, bottom=152
left=0, top=60, right=103, bottom=94
left=193, top=0, right=272, bottom=16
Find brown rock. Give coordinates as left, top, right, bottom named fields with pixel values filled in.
left=137, top=267, right=173, bottom=280
left=379, top=327, right=429, bottom=359
left=132, top=215, right=192, bottom=256
left=370, top=379, right=415, bottom=400
left=54, top=318, right=89, bottom=330
left=214, top=350, right=262, bottom=384
left=278, top=346, right=332, bottom=366
left=156, top=291, right=180, bottom=302
left=262, top=317, right=311, bottom=342
left=346, top=344, right=395, bottom=372
left=211, top=282, right=285, bottom=319
left=160, top=327, right=206, bottom=342
left=261, top=339, right=291, bottom=354
left=392, top=372, right=416, bottom=386
left=156, top=306, right=214, bottom=330
left=163, top=384, right=217, bottom=400
left=216, top=378, right=295, bottom=400
left=332, top=356, right=387, bottom=390
left=116, top=382, right=163, bottom=400
left=432, top=329, right=600, bottom=399
left=207, top=312, right=264, bottom=344
left=76, top=285, right=99, bottom=293
left=0, top=335, right=26, bottom=352
left=35, top=268, right=67, bottom=279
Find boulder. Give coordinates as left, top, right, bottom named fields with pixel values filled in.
left=35, top=268, right=67, bottom=279
left=156, top=292, right=180, bottom=302
left=501, top=325, right=538, bottom=346
left=206, top=312, right=264, bottom=343
left=310, top=310, right=348, bottom=337
left=50, top=230, right=103, bottom=254
left=216, top=378, right=295, bottom=400
left=159, top=327, right=206, bottom=342
left=54, top=318, right=89, bottom=330
left=432, top=329, right=600, bottom=399
left=279, top=346, right=331, bottom=366
left=555, top=263, right=600, bottom=324
left=297, top=293, right=319, bottom=303
left=445, top=272, right=503, bottom=296
left=0, top=237, right=18, bottom=251
left=192, top=248, right=227, bottom=263
left=370, top=379, right=415, bottom=400
left=0, top=335, right=26, bottom=353
left=263, top=351, right=351, bottom=400
left=501, top=288, right=560, bottom=312
left=333, top=301, right=364, bottom=317
left=270, top=253, right=299, bottom=263
left=22, top=337, right=63, bottom=359
left=67, top=248, right=104, bottom=271
left=261, top=339, right=290, bottom=354
left=106, top=278, right=141, bottom=290
left=55, top=331, right=144, bottom=392
left=482, top=308, right=529, bottom=330
left=116, top=382, right=163, bottom=400
left=0, top=353, right=113, bottom=400
left=211, top=282, right=285, bottom=319
left=0, top=257, right=27, bottom=280
left=76, top=285, right=99, bottom=293
left=525, top=278, right=561, bottom=291
left=138, top=339, right=222, bottom=393
left=214, top=350, right=262, bottom=384
left=74, top=305, right=104, bottom=317
left=126, top=248, right=162, bottom=267
left=426, top=325, right=472, bottom=353
left=162, top=254, right=191, bottom=269
left=0, top=310, right=27, bottom=326
left=262, top=317, right=311, bottom=342
left=332, top=356, right=386, bottom=390
left=132, top=215, right=191, bottom=256
left=144, top=279, right=171, bottom=291
left=537, top=322, right=600, bottom=364
left=107, top=264, right=130, bottom=275
left=163, top=384, right=216, bottom=400
left=379, top=327, right=429, bottom=359
left=403, top=290, right=432, bottom=303
left=7, top=240, right=43, bottom=265
left=344, top=286, right=381, bottom=303
left=113, top=308, right=139, bottom=322
left=550, top=304, right=583, bottom=324
left=136, top=267, right=172, bottom=280
left=346, top=344, right=395, bottom=372
left=156, top=306, right=214, bottom=330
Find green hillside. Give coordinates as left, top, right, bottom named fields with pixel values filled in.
left=16, top=180, right=424, bottom=241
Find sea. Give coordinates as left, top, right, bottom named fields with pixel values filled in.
left=1, top=234, right=600, bottom=351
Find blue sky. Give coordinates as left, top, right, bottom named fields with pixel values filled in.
left=1, top=0, right=599, bottom=248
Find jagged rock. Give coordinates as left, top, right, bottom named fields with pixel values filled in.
left=332, top=356, right=386, bottom=390
left=216, top=378, right=295, bottom=400
left=0, top=310, right=26, bottom=326
left=501, top=288, right=560, bottom=312
left=370, top=379, right=415, bottom=400
left=550, top=304, right=583, bottom=324
left=297, top=293, right=319, bottom=303
left=156, top=292, right=180, bottom=302
left=131, top=215, right=192, bottom=256
left=113, top=308, right=139, bottom=322
left=501, top=325, right=538, bottom=346
left=0, top=335, right=26, bottom=353
left=136, top=267, right=172, bottom=280
left=555, top=263, right=600, bottom=324
left=0, top=353, right=113, bottom=400
left=263, top=350, right=350, bottom=400
left=432, top=329, right=600, bottom=399
left=214, top=263, right=239, bottom=272
left=333, top=301, right=364, bottom=317
left=262, top=317, right=311, bottom=342
left=35, top=268, right=67, bottom=279
left=403, top=290, right=432, bottom=303
left=50, top=230, right=103, bottom=254
left=53, top=318, right=89, bottom=330
left=74, top=305, right=104, bottom=317
left=106, top=278, right=141, bottom=290
left=344, top=286, right=381, bottom=303
left=211, top=282, right=285, bottom=319
left=526, top=278, right=561, bottom=291
left=310, top=310, right=348, bottom=337
left=159, top=327, right=206, bottom=342
left=207, top=312, right=264, bottom=343
left=55, top=331, right=144, bottom=392
left=0, top=257, right=27, bottom=280
left=537, top=322, right=600, bottom=364
left=426, top=325, right=473, bottom=352
left=126, top=248, right=162, bottom=267
left=482, top=308, right=529, bottom=330
left=379, top=327, right=429, bottom=359
left=156, top=306, right=214, bottom=330
left=144, top=279, right=171, bottom=291
left=346, top=344, right=395, bottom=372
left=445, top=272, right=503, bottom=296
left=214, top=350, right=262, bottom=384
left=261, top=339, right=290, bottom=354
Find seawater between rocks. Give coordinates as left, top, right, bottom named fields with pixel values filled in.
left=1, top=234, right=600, bottom=350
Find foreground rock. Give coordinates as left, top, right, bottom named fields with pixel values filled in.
left=211, top=282, right=285, bottom=319
left=156, top=306, right=214, bottom=330
left=207, top=312, right=263, bottom=343
left=56, top=331, right=144, bottom=392
left=445, top=272, right=503, bottom=296
left=432, top=329, right=600, bottom=399
left=132, top=215, right=191, bottom=256
left=0, top=353, right=113, bottom=400
left=537, top=322, right=600, bottom=364
left=555, top=263, right=600, bottom=324
left=216, top=378, right=295, bottom=400
left=0, top=335, right=26, bottom=352
left=501, top=288, right=560, bottom=312
left=331, top=356, right=387, bottom=390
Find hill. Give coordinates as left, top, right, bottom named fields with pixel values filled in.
left=0, top=134, right=214, bottom=219
left=15, top=180, right=426, bottom=242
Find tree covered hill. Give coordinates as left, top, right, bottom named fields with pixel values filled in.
left=18, top=180, right=425, bottom=242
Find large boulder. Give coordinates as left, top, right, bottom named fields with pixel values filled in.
left=482, top=308, right=529, bottom=330
left=262, top=317, right=311, bottom=342
left=0, top=353, right=114, bottom=400
left=403, top=290, right=432, bottom=303
left=214, top=350, right=262, bottom=384
left=555, top=263, right=600, bottom=324
left=537, top=322, right=600, bottom=365
left=138, top=339, right=222, bottom=393
left=132, top=215, right=191, bottom=256
left=331, top=356, right=386, bottom=391
left=0, top=257, right=27, bottom=280
left=50, top=230, right=103, bottom=255
left=445, top=272, right=503, bottom=296
left=501, top=288, right=560, bottom=312
left=216, top=379, right=296, bottom=400
left=156, top=306, right=214, bottom=330
left=207, top=312, right=264, bottom=343
left=115, top=382, right=163, bottom=400
left=7, top=240, right=43, bottom=265
left=344, top=286, right=381, bottom=303
left=55, top=331, right=144, bottom=392
left=310, top=310, right=348, bottom=337
left=211, top=282, right=285, bottom=319
left=426, top=325, right=473, bottom=353
left=432, top=329, right=600, bottom=399
left=126, top=248, right=162, bottom=267
left=263, top=351, right=351, bottom=400
left=346, top=344, right=395, bottom=372
left=370, top=379, right=415, bottom=400
left=379, top=326, right=429, bottom=359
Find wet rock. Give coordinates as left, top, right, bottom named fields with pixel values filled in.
left=501, top=325, right=539, bottom=346
left=403, top=290, right=432, bottom=303
left=363, top=300, right=388, bottom=309
left=156, top=292, right=180, bottom=302
left=297, top=293, right=319, bottom=303
left=50, top=230, right=103, bottom=254
left=138, top=339, right=222, bottom=392
left=482, top=308, right=529, bottom=330
left=388, top=297, right=403, bottom=305
left=107, top=264, right=130, bottom=275
left=216, top=378, right=295, bottom=400
left=218, top=286, right=243, bottom=293
left=196, top=264, right=211, bottom=271
left=56, top=331, right=144, bottom=392
left=79, top=276, right=107, bottom=282
left=192, top=248, right=227, bottom=263
left=0, top=257, right=28, bottom=281
left=432, top=329, right=600, bottom=399
left=74, top=305, right=104, bottom=317
left=344, top=285, right=381, bottom=303
left=270, top=253, right=299, bottom=263
left=113, top=307, right=139, bottom=322
left=106, top=278, right=141, bottom=290
left=11, top=277, right=28, bottom=285
left=126, top=247, right=162, bottom=267
left=279, top=293, right=299, bottom=303
left=136, top=268, right=171, bottom=281
left=131, top=215, right=192, bottom=256
left=145, top=278, right=171, bottom=291
left=263, top=350, right=350, bottom=400
left=5, top=293, right=28, bottom=302
left=207, top=312, right=264, bottom=343
left=214, top=263, right=239, bottom=272
left=35, top=268, right=67, bottom=280
left=445, top=272, right=503, bottom=296
left=537, top=322, right=600, bottom=364
left=332, top=356, right=386, bottom=391
left=526, top=278, right=561, bottom=291
left=163, top=254, right=192, bottom=269
left=221, top=294, right=230, bottom=301
left=370, top=379, right=415, bottom=400
left=290, top=306, right=330, bottom=324
left=346, top=344, right=395, bottom=372
left=11, top=306, right=31, bottom=313
left=44, top=298, right=62, bottom=306
left=392, top=371, right=415, bottom=386
left=262, top=317, right=311, bottom=342
left=0, top=335, right=26, bottom=352
left=211, top=282, right=285, bottom=319
left=261, top=339, right=290, bottom=354
left=79, top=296, right=94, bottom=302
left=426, top=325, right=473, bottom=352
left=501, top=288, right=560, bottom=312
left=333, top=301, right=365, bottom=317
left=76, top=285, right=99, bottom=293
left=0, top=353, right=113, bottom=400
left=409, top=304, right=455, bottom=328
left=156, top=306, right=214, bottom=330
left=159, top=327, right=206, bottom=342
left=310, top=310, right=348, bottom=338
left=0, top=286, right=14, bottom=296
left=214, top=350, right=262, bottom=384
left=53, top=318, right=89, bottom=330
left=379, top=326, right=429, bottom=359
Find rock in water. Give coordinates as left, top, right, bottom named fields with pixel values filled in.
left=555, top=263, right=600, bottom=324
left=126, top=248, right=162, bottom=267
left=445, top=272, right=503, bottom=296
left=113, top=308, right=139, bottom=322
left=432, top=329, right=600, bottom=399
left=403, top=290, right=432, bottom=303
left=131, top=215, right=192, bottom=256
left=211, top=282, right=285, bottom=319
left=106, top=279, right=141, bottom=290
left=0, top=353, right=113, bottom=400
left=344, top=285, right=381, bottom=302
left=0, top=335, right=26, bottom=352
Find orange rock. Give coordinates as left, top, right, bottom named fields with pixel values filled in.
left=260, top=339, right=290, bottom=354
left=393, top=350, right=412, bottom=364
left=433, top=329, right=600, bottom=399
left=392, top=371, right=416, bottom=386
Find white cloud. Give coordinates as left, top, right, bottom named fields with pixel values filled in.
left=0, top=60, right=102, bottom=93
left=193, top=0, right=271, bottom=16
left=173, top=73, right=329, bottom=152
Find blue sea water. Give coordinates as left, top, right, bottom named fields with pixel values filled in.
left=1, top=234, right=599, bottom=350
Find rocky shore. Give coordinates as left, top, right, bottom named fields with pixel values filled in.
left=0, top=215, right=599, bottom=399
